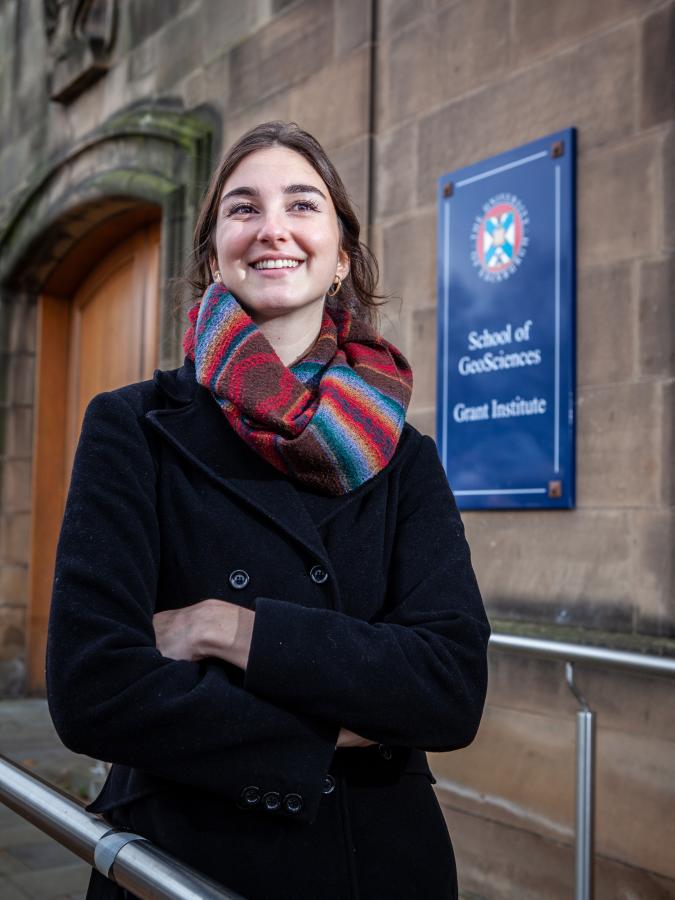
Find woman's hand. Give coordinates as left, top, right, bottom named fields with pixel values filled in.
left=153, top=598, right=255, bottom=669
left=336, top=727, right=376, bottom=748
left=155, top=604, right=375, bottom=746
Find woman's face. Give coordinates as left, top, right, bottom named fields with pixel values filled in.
left=210, top=146, right=350, bottom=325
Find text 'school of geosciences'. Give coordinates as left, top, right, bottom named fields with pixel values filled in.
left=453, top=319, right=547, bottom=423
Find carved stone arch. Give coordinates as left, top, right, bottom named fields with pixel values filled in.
left=0, top=102, right=216, bottom=695
left=0, top=101, right=216, bottom=367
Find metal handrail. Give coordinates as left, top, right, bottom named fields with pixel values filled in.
left=0, top=754, right=245, bottom=900
left=490, top=632, right=675, bottom=676
left=3, top=635, right=672, bottom=900
left=488, top=632, right=675, bottom=900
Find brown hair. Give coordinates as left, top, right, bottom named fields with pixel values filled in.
left=184, top=121, right=385, bottom=326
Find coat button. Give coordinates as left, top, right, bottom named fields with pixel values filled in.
left=321, top=775, right=336, bottom=795
left=283, top=793, right=304, bottom=815
left=229, top=570, right=249, bottom=590
left=262, top=791, right=281, bottom=812
left=310, top=565, right=328, bottom=584
left=378, top=743, right=393, bottom=760
left=240, top=785, right=261, bottom=807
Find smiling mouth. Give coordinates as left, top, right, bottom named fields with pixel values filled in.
left=250, top=259, right=302, bottom=270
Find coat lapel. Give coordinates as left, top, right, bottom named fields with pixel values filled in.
left=145, top=362, right=340, bottom=566
left=146, top=359, right=415, bottom=563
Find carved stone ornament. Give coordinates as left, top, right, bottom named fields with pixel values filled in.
left=44, top=0, right=118, bottom=104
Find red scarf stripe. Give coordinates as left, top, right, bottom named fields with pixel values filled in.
left=323, top=403, right=391, bottom=469
left=313, top=395, right=389, bottom=474
left=228, top=368, right=311, bottom=431
left=321, top=371, right=404, bottom=440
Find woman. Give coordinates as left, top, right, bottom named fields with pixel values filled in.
left=46, top=121, right=490, bottom=900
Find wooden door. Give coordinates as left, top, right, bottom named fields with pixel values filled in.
left=28, top=224, right=160, bottom=693
left=64, top=226, right=160, bottom=472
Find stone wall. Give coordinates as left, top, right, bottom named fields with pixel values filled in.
left=368, top=1, right=675, bottom=895
left=0, top=0, right=374, bottom=696
left=0, top=0, right=373, bottom=229
left=374, top=0, right=674, bottom=640
left=0, top=0, right=673, bottom=896
left=0, top=292, right=35, bottom=696
left=435, top=651, right=675, bottom=898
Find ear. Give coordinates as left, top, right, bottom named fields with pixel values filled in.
left=336, top=247, right=350, bottom=281
left=208, top=253, right=218, bottom=280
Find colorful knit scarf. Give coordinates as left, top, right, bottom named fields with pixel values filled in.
left=182, top=283, right=413, bottom=495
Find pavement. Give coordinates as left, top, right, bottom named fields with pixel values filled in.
left=0, top=698, right=107, bottom=900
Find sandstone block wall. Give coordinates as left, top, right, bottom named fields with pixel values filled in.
left=0, top=0, right=374, bottom=699
left=374, top=0, right=675, bottom=900
left=374, top=0, right=674, bottom=642
left=370, top=1, right=674, bottom=895
left=0, top=292, right=35, bottom=696
left=0, top=1, right=673, bottom=896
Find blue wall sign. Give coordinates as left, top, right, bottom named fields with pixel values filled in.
left=436, top=129, right=576, bottom=509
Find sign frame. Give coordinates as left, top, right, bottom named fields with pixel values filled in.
left=436, top=129, right=576, bottom=510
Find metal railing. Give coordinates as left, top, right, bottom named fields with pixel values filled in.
left=489, top=633, right=675, bottom=900
left=0, top=754, right=245, bottom=900
left=2, top=637, right=674, bottom=900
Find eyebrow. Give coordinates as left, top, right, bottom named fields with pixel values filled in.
left=220, top=184, right=327, bottom=204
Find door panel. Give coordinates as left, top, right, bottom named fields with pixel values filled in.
left=66, top=226, right=160, bottom=476
left=29, top=223, right=160, bottom=693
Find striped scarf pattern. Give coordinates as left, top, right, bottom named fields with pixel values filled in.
left=182, top=283, right=413, bottom=495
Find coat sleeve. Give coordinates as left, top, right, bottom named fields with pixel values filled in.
left=243, top=433, right=491, bottom=751
left=46, top=390, right=338, bottom=824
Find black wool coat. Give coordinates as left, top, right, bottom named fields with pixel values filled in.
left=46, top=358, right=490, bottom=900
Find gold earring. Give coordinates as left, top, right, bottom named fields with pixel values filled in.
left=327, top=274, right=342, bottom=297
left=214, top=270, right=222, bottom=283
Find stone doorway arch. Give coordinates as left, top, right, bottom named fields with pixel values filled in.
left=0, top=102, right=216, bottom=694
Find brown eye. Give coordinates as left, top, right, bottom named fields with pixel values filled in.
left=291, top=199, right=320, bottom=212
left=227, top=203, right=257, bottom=216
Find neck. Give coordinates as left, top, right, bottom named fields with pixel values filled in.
left=253, top=303, right=325, bottom=367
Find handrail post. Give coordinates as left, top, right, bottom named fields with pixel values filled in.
left=488, top=634, right=675, bottom=900
left=575, top=706, right=594, bottom=900
left=566, top=662, right=594, bottom=900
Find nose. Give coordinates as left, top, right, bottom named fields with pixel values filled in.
left=256, top=208, right=288, bottom=243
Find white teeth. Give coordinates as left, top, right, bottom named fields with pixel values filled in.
left=252, top=259, right=300, bottom=269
